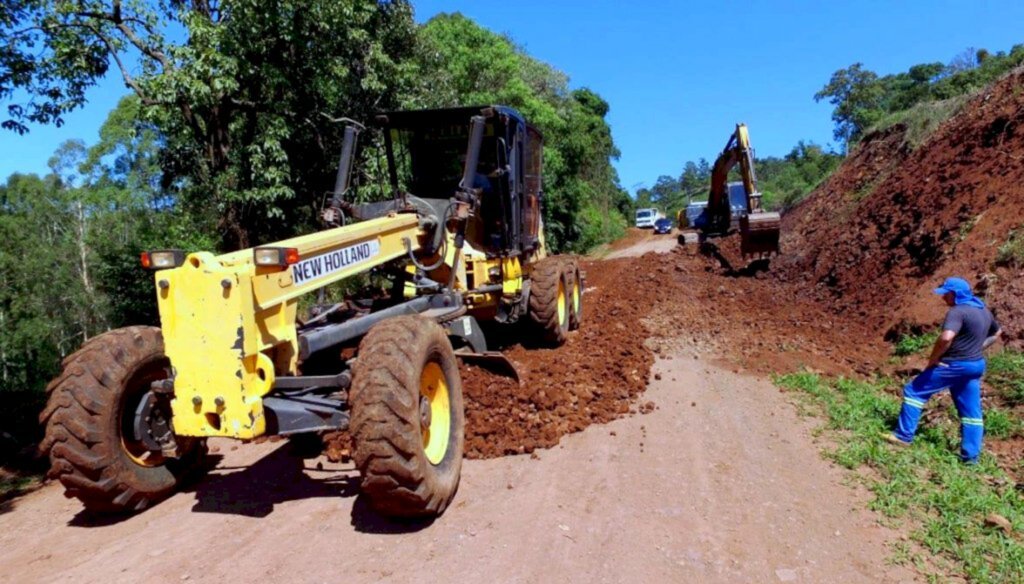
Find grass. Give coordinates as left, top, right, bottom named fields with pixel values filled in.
left=0, top=471, right=40, bottom=502
left=776, top=371, right=1024, bottom=583
left=996, top=230, right=1024, bottom=269
left=893, top=331, right=939, bottom=357
left=985, top=408, right=1022, bottom=440
left=865, top=95, right=972, bottom=150
left=988, top=350, right=1024, bottom=406
left=959, top=214, right=982, bottom=242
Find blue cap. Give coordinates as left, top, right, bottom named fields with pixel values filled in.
left=934, top=277, right=971, bottom=297
left=933, top=276, right=986, bottom=308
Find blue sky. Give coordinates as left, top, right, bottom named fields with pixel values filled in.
left=2, top=0, right=1023, bottom=192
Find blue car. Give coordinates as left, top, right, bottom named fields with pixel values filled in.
left=654, top=217, right=673, bottom=234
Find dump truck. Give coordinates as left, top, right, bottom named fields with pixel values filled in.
left=39, top=105, right=584, bottom=518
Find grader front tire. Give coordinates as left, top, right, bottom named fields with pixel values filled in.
left=349, top=316, right=465, bottom=518
left=528, top=258, right=570, bottom=345
left=39, top=326, right=206, bottom=513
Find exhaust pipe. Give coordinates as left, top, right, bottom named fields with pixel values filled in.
left=332, top=124, right=360, bottom=205
left=448, top=114, right=488, bottom=292
left=459, top=115, right=486, bottom=195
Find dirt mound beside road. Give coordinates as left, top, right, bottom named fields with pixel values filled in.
left=777, top=68, right=1024, bottom=344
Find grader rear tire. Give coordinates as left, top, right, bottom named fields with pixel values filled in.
left=563, top=259, right=584, bottom=331
left=528, top=257, right=570, bottom=346
left=349, top=316, right=465, bottom=518
left=39, top=326, right=206, bottom=513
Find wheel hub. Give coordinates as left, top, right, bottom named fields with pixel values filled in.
left=557, top=280, right=567, bottom=327
left=133, top=391, right=178, bottom=455
left=419, top=395, right=433, bottom=429
left=419, top=361, right=451, bottom=465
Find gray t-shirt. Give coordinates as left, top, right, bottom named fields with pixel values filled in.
left=942, top=305, right=1000, bottom=362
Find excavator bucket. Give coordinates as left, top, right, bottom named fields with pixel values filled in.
left=740, top=212, right=781, bottom=257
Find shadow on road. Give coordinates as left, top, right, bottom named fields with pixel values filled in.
left=700, top=242, right=771, bottom=278
left=187, top=444, right=359, bottom=518
left=66, top=439, right=437, bottom=534
left=349, top=496, right=437, bottom=534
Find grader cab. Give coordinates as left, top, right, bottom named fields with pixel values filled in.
left=40, top=106, right=583, bottom=518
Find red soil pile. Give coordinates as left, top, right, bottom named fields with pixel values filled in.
left=460, top=240, right=887, bottom=459
left=777, top=68, right=1024, bottom=345
left=461, top=256, right=656, bottom=458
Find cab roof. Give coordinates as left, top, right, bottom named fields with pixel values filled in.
left=374, top=105, right=530, bottom=132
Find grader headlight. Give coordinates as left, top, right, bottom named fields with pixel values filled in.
left=140, top=249, right=185, bottom=270
left=253, top=246, right=300, bottom=267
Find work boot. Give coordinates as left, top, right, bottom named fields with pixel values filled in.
left=882, top=433, right=911, bottom=448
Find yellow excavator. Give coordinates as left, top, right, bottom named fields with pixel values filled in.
left=678, top=123, right=780, bottom=257
left=39, top=106, right=584, bottom=518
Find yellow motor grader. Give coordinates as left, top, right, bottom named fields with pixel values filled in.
left=40, top=106, right=584, bottom=518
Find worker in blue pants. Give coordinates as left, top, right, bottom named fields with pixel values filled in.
left=886, top=277, right=1002, bottom=463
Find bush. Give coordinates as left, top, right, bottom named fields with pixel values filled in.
left=984, top=408, right=1021, bottom=439
left=893, top=331, right=939, bottom=356
left=865, top=95, right=970, bottom=149
left=995, top=230, right=1024, bottom=268
left=575, top=202, right=627, bottom=252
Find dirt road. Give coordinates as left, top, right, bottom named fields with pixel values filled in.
left=604, top=230, right=680, bottom=259
left=0, top=235, right=917, bottom=583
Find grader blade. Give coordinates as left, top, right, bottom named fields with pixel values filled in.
left=455, top=349, right=522, bottom=383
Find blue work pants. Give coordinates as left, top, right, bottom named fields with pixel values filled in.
left=895, top=359, right=986, bottom=462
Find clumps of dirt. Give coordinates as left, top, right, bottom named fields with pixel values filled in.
left=460, top=256, right=657, bottom=458
left=776, top=68, right=1024, bottom=345
left=651, top=241, right=888, bottom=376
left=460, top=236, right=898, bottom=459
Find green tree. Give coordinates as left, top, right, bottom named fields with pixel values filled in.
left=634, top=188, right=653, bottom=210
left=814, top=63, right=884, bottom=145
left=649, top=175, right=679, bottom=208
left=678, top=158, right=711, bottom=205
left=755, top=141, right=842, bottom=210
left=3, top=0, right=423, bottom=249
left=817, top=45, right=1024, bottom=145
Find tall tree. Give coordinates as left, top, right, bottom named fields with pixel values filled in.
left=649, top=175, right=679, bottom=209
left=679, top=159, right=710, bottom=200
left=814, top=63, right=884, bottom=145
left=634, top=188, right=653, bottom=209
left=3, top=0, right=422, bottom=249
